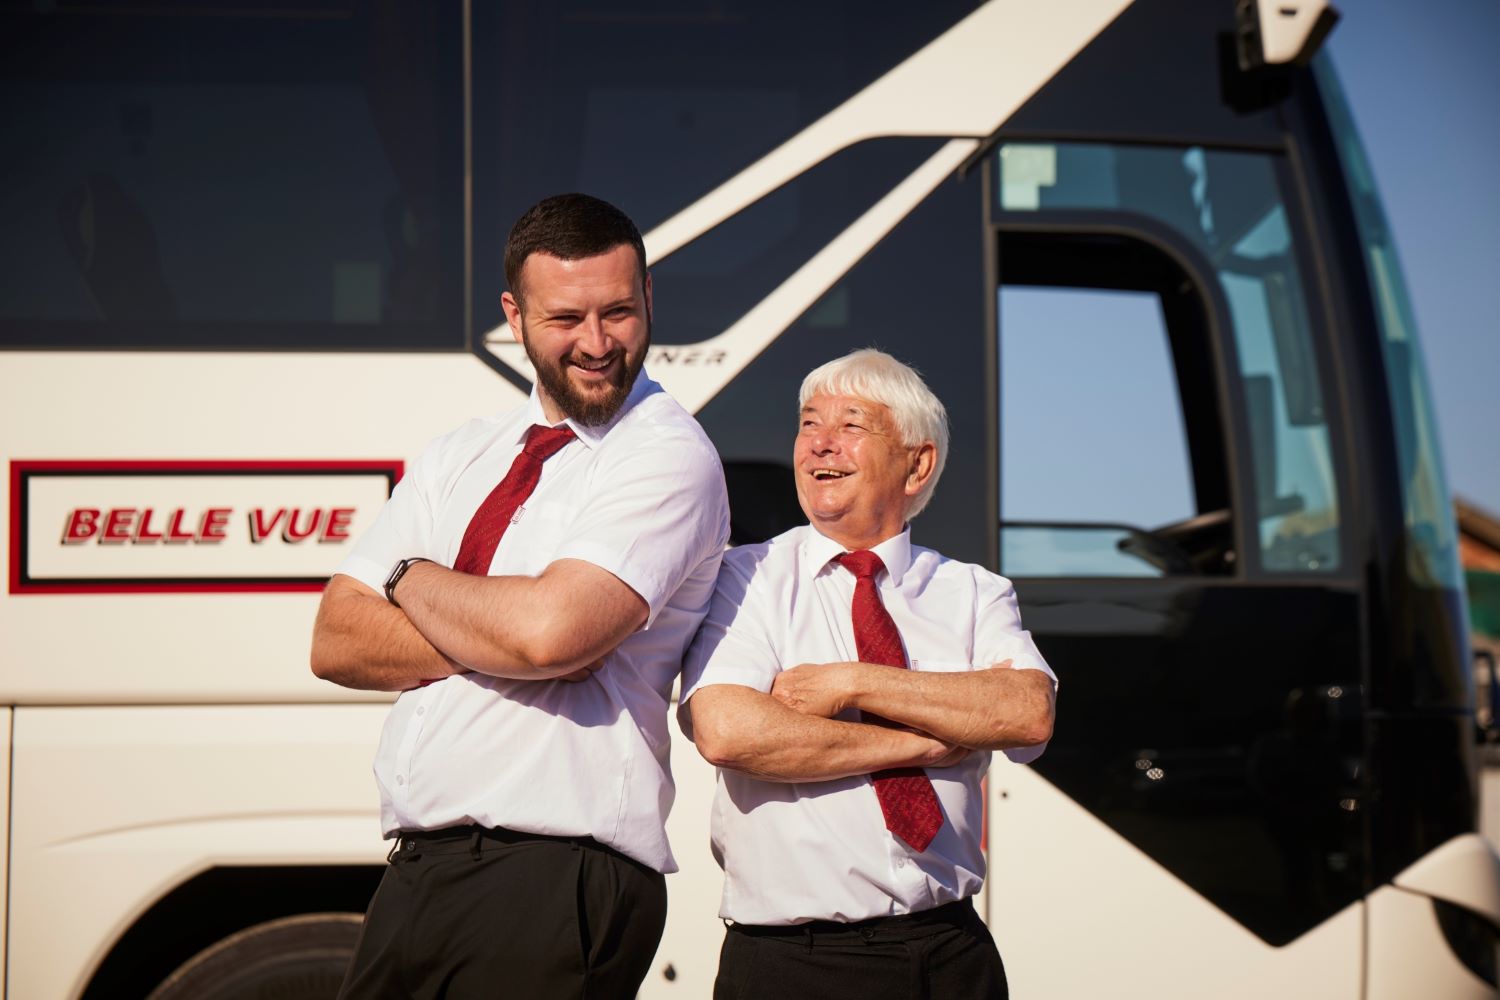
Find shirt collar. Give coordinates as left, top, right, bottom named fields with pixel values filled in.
left=804, top=524, right=914, bottom=587
left=516, top=369, right=661, bottom=449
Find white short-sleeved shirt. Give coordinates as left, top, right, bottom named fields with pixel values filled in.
left=338, top=373, right=729, bottom=873
left=679, top=524, right=1055, bottom=923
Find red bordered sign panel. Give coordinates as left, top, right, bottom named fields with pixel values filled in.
left=9, top=460, right=402, bottom=594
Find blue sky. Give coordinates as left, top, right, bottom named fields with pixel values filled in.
left=1329, top=0, right=1500, bottom=517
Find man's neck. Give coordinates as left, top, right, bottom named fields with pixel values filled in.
left=809, top=518, right=906, bottom=553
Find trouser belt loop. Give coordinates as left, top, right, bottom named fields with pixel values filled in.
left=804, top=924, right=814, bottom=954
left=469, top=825, right=483, bottom=861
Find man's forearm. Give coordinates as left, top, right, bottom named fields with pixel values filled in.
left=689, top=684, right=962, bottom=783
left=310, top=576, right=461, bottom=691
left=393, top=559, right=645, bottom=680
left=774, top=662, right=1055, bottom=751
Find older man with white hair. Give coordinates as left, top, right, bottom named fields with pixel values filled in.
left=680, top=348, right=1056, bottom=1000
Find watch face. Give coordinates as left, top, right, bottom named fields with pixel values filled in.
left=384, top=558, right=411, bottom=601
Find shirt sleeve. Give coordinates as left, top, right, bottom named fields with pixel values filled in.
left=552, top=422, right=730, bottom=629
left=334, top=434, right=445, bottom=594
left=677, top=547, right=783, bottom=739
left=971, top=569, right=1057, bottom=765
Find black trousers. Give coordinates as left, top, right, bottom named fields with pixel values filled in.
left=714, top=898, right=1008, bottom=1000
left=337, top=825, right=667, bottom=1000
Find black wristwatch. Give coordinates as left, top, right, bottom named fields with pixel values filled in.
left=383, top=557, right=432, bottom=608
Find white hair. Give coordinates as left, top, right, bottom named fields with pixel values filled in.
left=798, top=348, right=949, bottom=519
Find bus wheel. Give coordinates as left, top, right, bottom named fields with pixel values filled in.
left=146, top=912, right=363, bottom=1000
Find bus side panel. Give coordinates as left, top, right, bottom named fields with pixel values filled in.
left=986, top=766, right=1363, bottom=998
left=0, top=707, right=10, bottom=998
left=647, top=718, right=730, bottom=998
left=1, top=353, right=519, bottom=705
left=7, top=705, right=389, bottom=1000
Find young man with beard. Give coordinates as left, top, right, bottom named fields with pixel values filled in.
left=312, top=194, right=730, bottom=999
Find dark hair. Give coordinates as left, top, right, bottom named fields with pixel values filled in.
left=503, top=193, right=647, bottom=303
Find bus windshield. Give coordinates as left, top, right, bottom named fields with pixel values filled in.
left=1312, top=54, right=1462, bottom=592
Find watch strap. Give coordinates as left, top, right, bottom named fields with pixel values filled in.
left=384, top=557, right=432, bottom=608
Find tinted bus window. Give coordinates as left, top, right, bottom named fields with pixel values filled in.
left=0, top=3, right=465, bottom=350
left=469, top=0, right=981, bottom=339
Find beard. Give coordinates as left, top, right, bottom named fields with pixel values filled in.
left=521, top=316, right=650, bottom=427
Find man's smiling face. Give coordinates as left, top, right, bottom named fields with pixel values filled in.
left=503, top=243, right=651, bottom=426
left=794, top=392, right=929, bottom=550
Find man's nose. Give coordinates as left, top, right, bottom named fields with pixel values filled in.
left=807, top=428, right=838, bottom=454
left=575, top=314, right=612, bottom=356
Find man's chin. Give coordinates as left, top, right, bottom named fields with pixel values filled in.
left=554, top=377, right=630, bottom=426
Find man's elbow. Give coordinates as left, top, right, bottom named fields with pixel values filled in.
left=1014, top=682, right=1056, bottom=747
left=690, top=709, right=753, bottom=770
left=309, top=631, right=349, bottom=685
left=506, top=625, right=591, bottom=677
left=1015, top=710, right=1054, bottom=748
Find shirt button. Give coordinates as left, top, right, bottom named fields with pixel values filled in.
left=416, top=707, right=425, bottom=716
left=396, top=774, right=405, bottom=785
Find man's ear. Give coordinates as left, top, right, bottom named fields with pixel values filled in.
left=906, top=442, right=937, bottom=496
left=501, top=291, right=524, bottom=345
left=643, top=270, right=654, bottom=323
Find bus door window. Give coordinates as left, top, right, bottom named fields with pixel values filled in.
left=998, top=284, right=1206, bottom=579
left=996, top=142, right=1345, bottom=578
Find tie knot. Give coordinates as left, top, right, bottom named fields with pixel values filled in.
left=523, top=424, right=576, bottom=460
left=837, top=550, right=885, bottom=581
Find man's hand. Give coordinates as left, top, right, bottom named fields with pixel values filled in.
left=770, top=662, right=858, bottom=718
left=927, top=740, right=973, bottom=769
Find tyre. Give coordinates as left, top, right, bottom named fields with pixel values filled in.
left=146, top=912, right=363, bottom=1000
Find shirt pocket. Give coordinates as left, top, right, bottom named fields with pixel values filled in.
left=490, top=498, right=583, bottom=576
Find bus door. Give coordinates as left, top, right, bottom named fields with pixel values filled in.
left=981, top=141, right=1365, bottom=997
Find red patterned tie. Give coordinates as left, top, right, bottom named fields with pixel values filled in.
left=452, top=424, right=576, bottom=576
left=838, top=550, right=944, bottom=852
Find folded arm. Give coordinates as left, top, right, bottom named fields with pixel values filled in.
left=688, top=683, right=968, bottom=783
left=771, top=661, right=1055, bottom=751
left=388, top=557, right=647, bottom=680
left=310, top=573, right=464, bottom=691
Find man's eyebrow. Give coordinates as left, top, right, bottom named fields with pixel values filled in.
left=534, top=295, right=638, bottom=318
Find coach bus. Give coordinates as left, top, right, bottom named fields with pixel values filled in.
left=2, top=0, right=1494, bottom=996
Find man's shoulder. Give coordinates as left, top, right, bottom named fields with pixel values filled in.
left=720, top=525, right=809, bottom=579
left=613, top=379, right=718, bottom=452
left=601, top=380, right=726, bottom=500
left=415, top=408, right=522, bottom=465
left=909, top=543, right=1014, bottom=593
